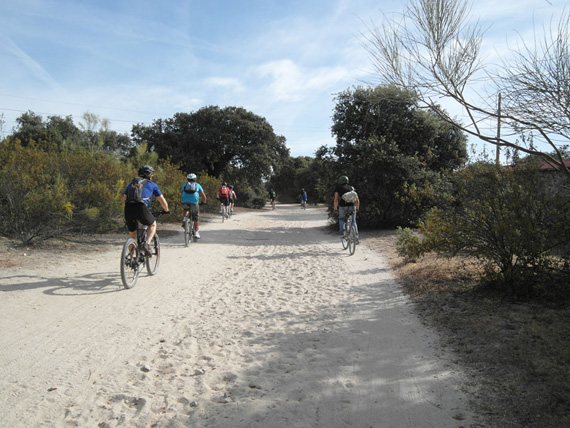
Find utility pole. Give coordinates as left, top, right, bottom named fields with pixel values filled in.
left=496, top=93, right=501, bottom=165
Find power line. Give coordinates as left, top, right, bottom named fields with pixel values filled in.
left=0, top=93, right=168, bottom=117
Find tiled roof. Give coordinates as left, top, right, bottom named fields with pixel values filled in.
left=539, top=158, right=570, bottom=171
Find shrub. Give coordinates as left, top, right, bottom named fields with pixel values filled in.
left=0, top=140, right=74, bottom=243
left=415, top=163, right=570, bottom=297
left=395, top=227, right=427, bottom=263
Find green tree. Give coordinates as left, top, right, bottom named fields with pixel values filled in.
left=269, top=156, right=325, bottom=204
left=45, top=115, right=82, bottom=151
left=329, top=85, right=467, bottom=228
left=11, top=111, right=49, bottom=146
left=8, top=111, right=133, bottom=156
left=332, top=86, right=467, bottom=172
left=131, top=106, right=289, bottom=191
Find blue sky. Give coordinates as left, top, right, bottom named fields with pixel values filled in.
left=0, top=0, right=566, bottom=157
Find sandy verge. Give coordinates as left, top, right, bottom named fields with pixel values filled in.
left=0, top=205, right=484, bottom=427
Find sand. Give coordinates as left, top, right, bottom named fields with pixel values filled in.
left=0, top=204, right=483, bottom=427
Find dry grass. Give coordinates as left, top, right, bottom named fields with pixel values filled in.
left=363, top=230, right=570, bottom=428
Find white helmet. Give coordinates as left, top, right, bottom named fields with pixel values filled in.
left=187, top=173, right=197, bottom=180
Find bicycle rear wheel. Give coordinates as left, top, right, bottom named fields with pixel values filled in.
left=121, top=238, right=141, bottom=289
left=184, top=219, right=190, bottom=247
left=348, top=225, right=356, bottom=255
left=146, top=234, right=160, bottom=275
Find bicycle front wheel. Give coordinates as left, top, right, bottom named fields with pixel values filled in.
left=348, top=225, right=356, bottom=255
left=121, top=238, right=141, bottom=289
left=146, top=234, right=161, bottom=275
left=341, top=229, right=349, bottom=250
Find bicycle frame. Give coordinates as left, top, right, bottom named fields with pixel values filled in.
left=120, top=211, right=164, bottom=289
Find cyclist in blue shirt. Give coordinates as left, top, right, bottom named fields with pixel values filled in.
left=123, top=165, right=170, bottom=254
left=180, top=173, right=207, bottom=239
left=299, top=188, right=308, bottom=207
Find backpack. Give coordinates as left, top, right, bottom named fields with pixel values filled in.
left=184, top=181, right=197, bottom=194
left=219, top=185, right=229, bottom=196
left=341, top=189, right=358, bottom=204
left=125, top=177, right=148, bottom=204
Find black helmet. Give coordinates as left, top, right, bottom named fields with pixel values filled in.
left=339, top=175, right=349, bottom=184
left=139, top=165, right=155, bottom=177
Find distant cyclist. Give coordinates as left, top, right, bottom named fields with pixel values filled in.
left=268, top=188, right=276, bottom=209
left=180, top=173, right=207, bottom=239
left=299, top=188, right=308, bottom=207
left=333, top=175, right=360, bottom=243
left=123, top=165, right=170, bottom=254
left=229, top=185, right=237, bottom=213
left=217, top=182, right=231, bottom=214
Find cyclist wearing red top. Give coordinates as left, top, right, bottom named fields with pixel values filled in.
left=217, top=182, right=231, bottom=213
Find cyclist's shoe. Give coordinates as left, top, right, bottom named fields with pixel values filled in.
left=142, top=242, right=152, bottom=256
left=356, top=237, right=360, bottom=245
left=195, top=231, right=201, bottom=239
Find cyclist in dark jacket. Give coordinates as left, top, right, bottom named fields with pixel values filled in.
left=333, top=175, right=360, bottom=242
left=123, top=165, right=169, bottom=254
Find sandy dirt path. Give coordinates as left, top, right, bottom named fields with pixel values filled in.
left=0, top=205, right=483, bottom=427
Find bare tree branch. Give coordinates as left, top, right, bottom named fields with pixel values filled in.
left=363, top=0, right=570, bottom=179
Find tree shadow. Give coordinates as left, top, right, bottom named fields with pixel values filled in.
left=1, top=271, right=122, bottom=295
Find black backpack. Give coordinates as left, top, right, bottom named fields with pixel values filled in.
left=184, top=181, right=197, bottom=194
left=125, top=177, right=148, bottom=204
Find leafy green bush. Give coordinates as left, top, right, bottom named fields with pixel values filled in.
left=0, top=140, right=74, bottom=243
left=413, top=163, right=570, bottom=297
left=195, top=172, right=221, bottom=214
left=60, top=150, right=125, bottom=232
left=395, top=227, right=427, bottom=263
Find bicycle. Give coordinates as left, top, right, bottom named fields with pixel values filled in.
left=120, top=211, right=166, bottom=289
left=341, top=211, right=357, bottom=255
left=183, top=213, right=195, bottom=246
left=221, top=204, right=229, bottom=222
left=301, top=200, right=306, bottom=210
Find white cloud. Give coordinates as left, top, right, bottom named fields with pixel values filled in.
left=0, top=34, right=61, bottom=89
left=203, top=77, right=245, bottom=92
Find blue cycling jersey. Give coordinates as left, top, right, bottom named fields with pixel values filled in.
left=180, top=182, right=203, bottom=204
left=124, top=180, right=162, bottom=207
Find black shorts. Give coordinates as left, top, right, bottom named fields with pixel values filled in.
left=124, top=203, right=155, bottom=232
left=219, top=196, right=230, bottom=206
